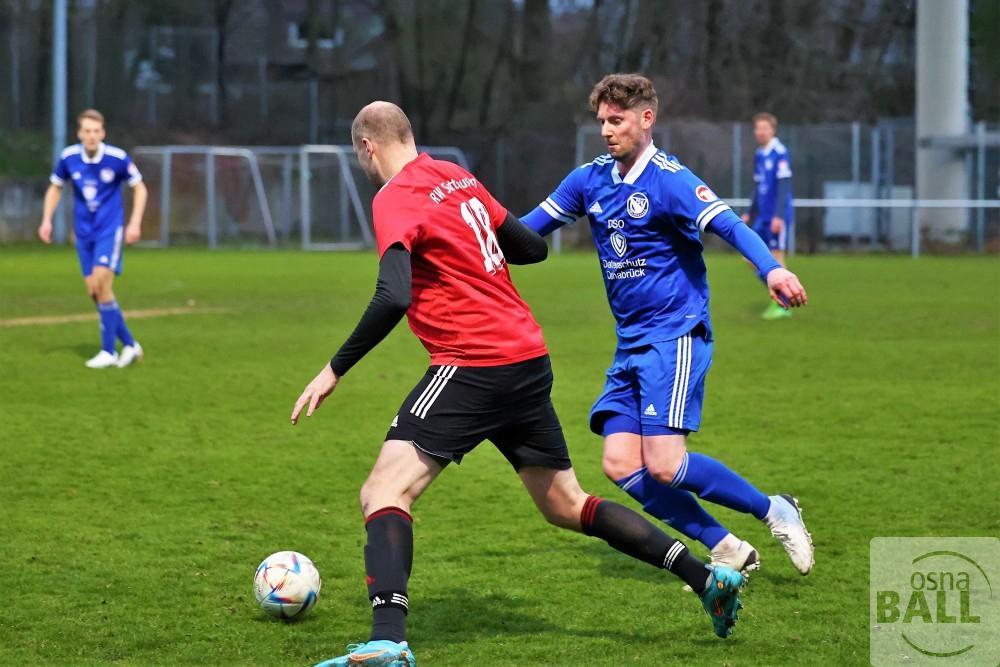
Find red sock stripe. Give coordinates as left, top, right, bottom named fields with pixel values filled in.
left=581, top=495, right=604, bottom=533
left=365, top=506, right=413, bottom=525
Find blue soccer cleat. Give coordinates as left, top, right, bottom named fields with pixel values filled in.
left=313, top=640, right=416, bottom=667
left=700, top=565, right=747, bottom=639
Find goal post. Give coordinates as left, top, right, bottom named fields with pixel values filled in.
left=132, top=145, right=471, bottom=250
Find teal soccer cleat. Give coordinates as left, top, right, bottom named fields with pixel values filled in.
left=313, top=640, right=416, bottom=667
left=700, top=565, right=747, bottom=639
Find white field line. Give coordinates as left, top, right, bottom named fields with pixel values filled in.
left=0, top=306, right=232, bottom=328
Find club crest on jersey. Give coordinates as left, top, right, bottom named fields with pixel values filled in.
left=610, top=231, right=628, bottom=257
left=100, top=168, right=115, bottom=183
left=626, top=192, right=649, bottom=219
left=695, top=185, right=717, bottom=203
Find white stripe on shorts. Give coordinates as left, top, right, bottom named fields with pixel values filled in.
left=411, top=365, right=457, bottom=419
left=673, top=335, right=693, bottom=429
left=668, top=334, right=692, bottom=429
left=667, top=335, right=684, bottom=429
left=110, top=226, right=124, bottom=270
left=411, top=366, right=451, bottom=418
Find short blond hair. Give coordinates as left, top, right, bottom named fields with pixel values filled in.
left=752, top=112, right=777, bottom=130
left=77, top=109, right=105, bottom=127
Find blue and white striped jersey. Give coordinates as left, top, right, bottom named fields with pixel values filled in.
left=751, top=137, right=793, bottom=223
left=524, top=143, right=763, bottom=348
left=51, top=142, right=142, bottom=240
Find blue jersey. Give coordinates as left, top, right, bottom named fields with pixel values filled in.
left=751, top=137, right=793, bottom=223
left=50, top=142, right=142, bottom=240
left=524, top=143, right=753, bottom=348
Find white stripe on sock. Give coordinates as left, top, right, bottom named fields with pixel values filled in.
left=619, top=467, right=647, bottom=493
left=664, top=542, right=685, bottom=569
left=670, top=452, right=689, bottom=488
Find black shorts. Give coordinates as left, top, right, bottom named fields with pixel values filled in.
left=386, top=354, right=572, bottom=471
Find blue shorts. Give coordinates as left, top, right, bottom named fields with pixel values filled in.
left=590, top=326, right=712, bottom=436
left=752, top=218, right=791, bottom=252
left=76, top=226, right=124, bottom=277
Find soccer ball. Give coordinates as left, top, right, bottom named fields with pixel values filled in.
left=253, top=551, right=322, bottom=619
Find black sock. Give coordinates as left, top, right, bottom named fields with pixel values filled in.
left=364, top=507, right=413, bottom=643
left=581, top=496, right=710, bottom=595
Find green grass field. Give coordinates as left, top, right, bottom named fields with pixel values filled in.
left=1, top=247, right=997, bottom=666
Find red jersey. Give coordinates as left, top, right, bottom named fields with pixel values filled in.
left=373, top=153, right=548, bottom=367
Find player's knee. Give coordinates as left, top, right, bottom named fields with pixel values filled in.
left=359, top=475, right=413, bottom=516
left=358, top=477, right=382, bottom=515
left=96, top=283, right=114, bottom=302
left=602, top=453, right=636, bottom=482
left=538, top=490, right=587, bottom=531
left=645, top=453, right=685, bottom=485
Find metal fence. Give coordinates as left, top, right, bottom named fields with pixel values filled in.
left=3, top=120, right=996, bottom=255
left=130, top=145, right=470, bottom=250
left=557, top=120, right=999, bottom=254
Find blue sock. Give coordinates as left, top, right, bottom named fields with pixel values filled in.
left=616, top=467, right=730, bottom=550
left=670, top=452, right=772, bottom=520
left=97, top=301, right=118, bottom=353
left=114, top=303, right=135, bottom=346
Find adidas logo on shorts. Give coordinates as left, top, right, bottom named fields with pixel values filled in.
left=644, top=403, right=658, bottom=417
left=390, top=415, right=398, bottom=428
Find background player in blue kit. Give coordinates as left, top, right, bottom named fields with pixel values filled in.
left=741, top=112, right=794, bottom=320
left=523, top=74, right=815, bottom=579
left=39, top=109, right=148, bottom=368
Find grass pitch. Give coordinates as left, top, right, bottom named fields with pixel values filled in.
left=1, top=247, right=997, bottom=666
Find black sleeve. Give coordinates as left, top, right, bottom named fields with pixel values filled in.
left=329, top=244, right=412, bottom=377
left=496, top=211, right=549, bottom=265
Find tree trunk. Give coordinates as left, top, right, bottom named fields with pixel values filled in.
left=444, top=0, right=477, bottom=130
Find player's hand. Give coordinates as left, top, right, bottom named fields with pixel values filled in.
left=740, top=213, right=750, bottom=224
left=770, top=216, right=784, bottom=235
left=291, top=364, right=339, bottom=425
left=38, top=220, right=52, bottom=244
left=766, top=267, right=807, bottom=309
left=125, top=222, right=142, bottom=245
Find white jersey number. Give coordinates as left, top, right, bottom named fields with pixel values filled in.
left=460, top=196, right=505, bottom=274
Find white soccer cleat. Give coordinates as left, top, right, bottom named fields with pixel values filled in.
left=117, top=342, right=144, bottom=368
left=683, top=536, right=760, bottom=593
left=84, top=350, right=119, bottom=369
left=764, top=494, right=814, bottom=575
left=710, top=538, right=761, bottom=575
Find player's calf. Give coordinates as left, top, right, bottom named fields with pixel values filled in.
left=520, top=467, right=713, bottom=592
left=519, top=466, right=588, bottom=530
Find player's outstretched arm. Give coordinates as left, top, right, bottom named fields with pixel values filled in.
left=38, top=184, right=63, bottom=244
left=291, top=245, right=412, bottom=424
left=706, top=210, right=807, bottom=308
left=521, top=168, right=587, bottom=237
left=496, top=212, right=548, bottom=264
